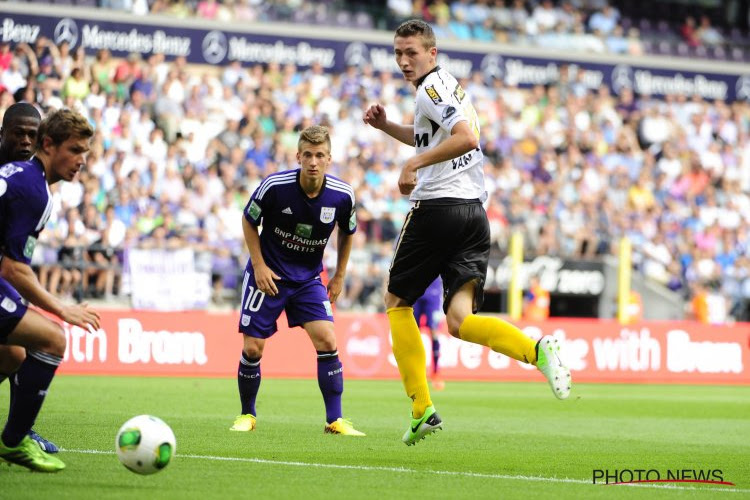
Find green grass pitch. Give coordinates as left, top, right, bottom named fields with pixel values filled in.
left=1, top=376, right=748, bottom=499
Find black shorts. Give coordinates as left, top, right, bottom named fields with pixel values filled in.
left=388, top=198, right=490, bottom=313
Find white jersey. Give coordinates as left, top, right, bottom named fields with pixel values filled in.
left=410, top=66, right=486, bottom=202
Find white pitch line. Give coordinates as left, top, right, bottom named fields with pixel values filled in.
left=65, top=449, right=749, bottom=494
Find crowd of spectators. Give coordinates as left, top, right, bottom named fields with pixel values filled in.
left=0, top=23, right=749, bottom=319
left=42, top=0, right=750, bottom=62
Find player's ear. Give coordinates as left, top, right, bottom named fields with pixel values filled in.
left=41, top=134, right=55, bottom=153
left=296, top=151, right=301, bottom=164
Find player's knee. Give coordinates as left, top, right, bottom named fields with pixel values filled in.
left=36, top=323, right=66, bottom=357
left=445, top=310, right=469, bottom=338
left=243, top=346, right=262, bottom=359
left=446, top=316, right=463, bottom=338
left=384, top=291, right=408, bottom=310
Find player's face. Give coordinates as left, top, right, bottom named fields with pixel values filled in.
left=394, top=36, right=437, bottom=85
left=297, top=142, right=331, bottom=182
left=47, top=135, right=91, bottom=183
left=0, top=117, right=40, bottom=161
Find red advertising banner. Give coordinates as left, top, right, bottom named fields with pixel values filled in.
left=57, top=310, right=750, bottom=385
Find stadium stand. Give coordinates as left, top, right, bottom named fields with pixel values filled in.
left=14, top=0, right=748, bottom=61
left=0, top=1, right=749, bottom=322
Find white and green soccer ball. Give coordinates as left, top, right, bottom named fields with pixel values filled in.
left=115, top=415, right=176, bottom=475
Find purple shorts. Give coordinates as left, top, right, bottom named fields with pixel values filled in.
left=413, top=293, right=441, bottom=330
left=238, top=267, right=333, bottom=339
left=0, top=281, right=28, bottom=343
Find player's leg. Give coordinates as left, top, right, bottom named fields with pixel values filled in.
left=446, top=283, right=570, bottom=399
left=231, top=267, right=285, bottom=432
left=443, top=201, right=570, bottom=399
left=0, top=346, right=59, bottom=453
left=291, top=280, right=363, bottom=436
left=0, top=307, right=66, bottom=472
left=231, top=335, right=265, bottom=432
left=429, top=329, right=445, bottom=390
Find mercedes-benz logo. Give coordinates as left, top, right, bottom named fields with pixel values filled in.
left=480, top=54, right=504, bottom=83
left=54, top=18, right=79, bottom=48
left=611, top=64, right=633, bottom=95
left=736, top=74, right=750, bottom=101
left=202, top=30, right=227, bottom=65
left=344, top=42, right=369, bottom=67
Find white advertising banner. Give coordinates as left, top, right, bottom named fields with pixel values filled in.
left=126, top=248, right=211, bottom=311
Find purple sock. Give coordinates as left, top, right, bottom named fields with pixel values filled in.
left=317, top=351, right=343, bottom=424
left=237, top=352, right=261, bottom=416
left=432, top=337, right=441, bottom=375
left=2, top=351, right=60, bottom=448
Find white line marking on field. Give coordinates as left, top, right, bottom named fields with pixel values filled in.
left=66, top=449, right=749, bottom=494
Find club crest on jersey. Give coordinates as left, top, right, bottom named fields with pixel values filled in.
left=425, top=85, right=442, bottom=104
left=295, top=223, right=313, bottom=238
left=320, top=207, right=336, bottom=224
left=1, top=297, right=17, bottom=313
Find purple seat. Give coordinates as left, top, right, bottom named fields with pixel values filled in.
left=731, top=46, right=745, bottom=62
left=656, top=40, right=672, bottom=55
left=334, top=11, right=352, bottom=27
left=689, top=45, right=708, bottom=58
left=676, top=41, right=689, bottom=56
left=711, top=46, right=727, bottom=60
left=353, top=12, right=373, bottom=30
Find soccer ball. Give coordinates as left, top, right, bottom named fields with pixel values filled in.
left=115, top=415, right=176, bottom=475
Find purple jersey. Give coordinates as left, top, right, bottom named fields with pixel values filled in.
left=243, top=168, right=356, bottom=284
left=413, top=277, right=443, bottom=329
left=0, top=158, right=51, bottom=334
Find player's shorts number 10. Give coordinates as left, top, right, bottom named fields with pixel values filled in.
left=243, top=286, right=265, bottom=312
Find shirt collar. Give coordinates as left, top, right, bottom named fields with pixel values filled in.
left=415, top=65, right=441, bottom=88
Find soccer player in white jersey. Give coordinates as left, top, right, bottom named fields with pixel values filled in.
left=364, top=19, right=571, bottom=445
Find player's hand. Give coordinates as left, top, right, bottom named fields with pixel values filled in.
left=363, top=104, right=387, bottom=129
left=326, top=274, right=345, bottom=304
left=255, top=264, right=281, bottom=297
left=398, top=163, right=417, bottom=195
left=61, top=302, right=101, bottom=331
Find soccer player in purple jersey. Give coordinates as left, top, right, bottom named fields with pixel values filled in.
left=0, top=103, right=60, bottom=455
left=413, top=277, right=445, bottom=390
left=230, top=125, right=364, bottom=436
left=0, top=108, right=100, bottom=471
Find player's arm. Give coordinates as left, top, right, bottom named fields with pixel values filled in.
left=0, top=255, right=100, bottom=329
left=407, top=120, right=478, bottom=171
left=398, top=121, right=478, bottom=195
left=363, top=103, right=414, bottom=146
left=327, top=227, right=353, bottom=304
left=242, top=217, right=280, bottom=296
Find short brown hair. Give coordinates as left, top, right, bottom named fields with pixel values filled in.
left=298, top=125, right=331, bottom=152
left=395, top=19, right=437, bottom=50
left=36, top=108, right=93, bottom=151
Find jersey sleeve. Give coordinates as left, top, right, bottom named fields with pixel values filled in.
left=0, top=178, right=39, bottom=265
left=337, top=190, right=357, bottom=236
left=416, top=78, right=467, bottom=133
left=243, top=179, right=274, bottom=227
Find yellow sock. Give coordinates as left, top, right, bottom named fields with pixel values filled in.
left=387, top=306, right=432, bottom=417
left=458, top=314, right=537, bottom=364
